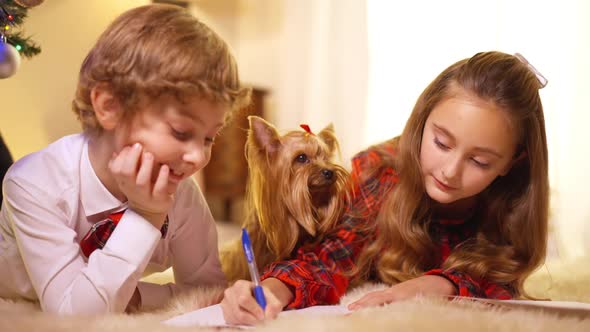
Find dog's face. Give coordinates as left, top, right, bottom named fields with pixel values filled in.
left=246, top=116, right=349, bottom=240
left=279, top=129, right=342, bottom=211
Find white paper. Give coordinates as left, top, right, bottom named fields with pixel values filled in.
left=455, top=297, right=590, bottom=311
left=163, top=304, right=229, bottom=328
left=163, top=304, right=352, bottom=328
left=501, top=299, right=590, bottom=310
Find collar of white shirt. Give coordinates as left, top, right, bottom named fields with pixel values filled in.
left=79, top=137, right=126, bottom=223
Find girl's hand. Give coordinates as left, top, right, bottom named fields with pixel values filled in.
left=348, top=275, right=457, bottom=310
left=220, top=278, right=293, bottom=326
left=108, top=143, right=175, bottom=228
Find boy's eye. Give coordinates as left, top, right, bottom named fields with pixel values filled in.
left=205, top=137, right=215, bottom=146
left=172, top=128, right=192, bottom=141
left=434, top=137, right=450, bottom=150
left=295, top=154, right=309, bottom=163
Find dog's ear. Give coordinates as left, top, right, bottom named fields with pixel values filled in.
left=318, top=123, right=337, bottom=153
left=248, top=116, right=281, bottom=154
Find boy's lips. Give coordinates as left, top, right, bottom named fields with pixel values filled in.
left=168, top=169, right=185, bottom=183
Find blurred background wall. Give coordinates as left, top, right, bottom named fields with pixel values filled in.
left=0, top=0, right=588, bottom=261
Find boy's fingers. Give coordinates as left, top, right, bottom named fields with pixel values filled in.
left=120, top=143, right=143, bottom=177
left=108, top=148, right=126, bottom=174
left=152, top=164, right=170, bottom=196
left=135, top=152, right=153, bottom=187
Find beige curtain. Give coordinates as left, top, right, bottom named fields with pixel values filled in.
left=276, top=0, right=368, bottom=164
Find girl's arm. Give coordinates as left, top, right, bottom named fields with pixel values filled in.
left=221, top=205, right=374, bottom=324
left=424, top=269, right=513, bottom=299
left=260, top=148, right=396, bottom=309
left=260, top=209, right=371, bottom=309
left=423, top=222, right=513, bottom=299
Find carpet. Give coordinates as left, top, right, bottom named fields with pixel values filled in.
left=2, top=225, right=589, bottom=332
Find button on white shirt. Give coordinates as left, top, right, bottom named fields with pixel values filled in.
left=0, top=134, right=226, bottom=313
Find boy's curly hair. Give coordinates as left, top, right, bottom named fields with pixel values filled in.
left=72, top=4, right=251, bottom=135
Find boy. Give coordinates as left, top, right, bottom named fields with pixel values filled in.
left=0, top=4, right=250, bottom=314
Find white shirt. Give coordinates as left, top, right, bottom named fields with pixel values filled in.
left=0, top=134, right=226, bottom=314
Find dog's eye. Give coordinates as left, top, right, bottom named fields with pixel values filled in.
left=295, top=154, right=309, bottom=163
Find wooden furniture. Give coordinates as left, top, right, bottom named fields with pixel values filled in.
left=203, top=88, right=266, bottom=223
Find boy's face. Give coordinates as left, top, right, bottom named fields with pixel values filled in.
left=117, top=94, right=227, bottom=188
left=419, top=92, right=519, bottom=205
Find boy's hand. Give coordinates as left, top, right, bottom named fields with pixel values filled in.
left=347, top=275, right=457, bottom=310
left=220, top=278, right=293, bottom=326
left=108, top=143, right=176, bottom=229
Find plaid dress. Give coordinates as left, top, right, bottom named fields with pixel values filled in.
left=261, top=141, right=512, bottom=309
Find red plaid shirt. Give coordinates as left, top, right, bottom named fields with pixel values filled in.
left=261, top=141, right=512, bottom=309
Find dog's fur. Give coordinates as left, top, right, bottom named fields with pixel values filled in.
left=220, top=116, right=350, bottom=283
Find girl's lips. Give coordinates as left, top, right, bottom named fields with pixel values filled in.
left=433, top=176, right=456, bottom=191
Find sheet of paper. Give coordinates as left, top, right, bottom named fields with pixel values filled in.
left=163, top=304, right=230, bottom=328
left=501, top=299, right=590, bottom=310
left=460, top=297, right=590, bottom=311
left=163, top=304, right=352, bottom=328
left=453, top=296, right=590, bottom=319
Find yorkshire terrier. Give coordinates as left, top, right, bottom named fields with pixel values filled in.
left=220, top=116, right=350, bottom=283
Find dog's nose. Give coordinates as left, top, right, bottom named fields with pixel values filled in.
left=322, top=169, right=334, bottom=180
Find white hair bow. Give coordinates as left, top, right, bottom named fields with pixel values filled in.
left=514, top=53, right=548, bottom=89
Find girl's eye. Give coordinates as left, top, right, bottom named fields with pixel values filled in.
left=295, top=154, right=309, bottom=163
left=471, top=158, right=490, bottom=169
left=172, top=128, right=191, bottom=141
left=434, top=137, right=450, bottom=150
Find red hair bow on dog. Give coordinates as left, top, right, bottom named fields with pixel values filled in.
left=300, top=124, right=314, bottom=135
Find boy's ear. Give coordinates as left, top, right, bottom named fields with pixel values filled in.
left=248, top=116, right=281, bottom=154
left=90, top=84, right=123, bottom=131
left=318, top=123, right=337, bottom=153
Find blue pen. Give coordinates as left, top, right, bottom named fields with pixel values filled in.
left=241, top=228, right=267, bottom=310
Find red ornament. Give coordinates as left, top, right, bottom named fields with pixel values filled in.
left=300, top=124, right=314, bottom=135
left=8, top=15, right=14, bottom=21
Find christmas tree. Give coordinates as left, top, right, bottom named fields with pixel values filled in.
left=0, top=0, right=43, bottom=79
left=0, top=0, right=41, bottom=58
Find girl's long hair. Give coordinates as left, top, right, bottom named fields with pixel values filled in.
left=355, top=51, right=549, bottom=298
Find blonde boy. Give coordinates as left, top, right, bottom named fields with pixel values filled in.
left=0, top=4, right=250, bottom=314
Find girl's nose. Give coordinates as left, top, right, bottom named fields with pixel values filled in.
left=442, top=154, right=461, bottom=180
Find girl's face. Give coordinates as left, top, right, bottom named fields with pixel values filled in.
left=420, top=91, right=519, bottom=205
left=116, top=94, right=226, bottom=191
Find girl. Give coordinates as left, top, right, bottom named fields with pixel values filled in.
left=220, top=51, right=549, bottom=325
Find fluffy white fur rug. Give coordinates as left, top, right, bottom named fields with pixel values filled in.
left=2, top=258, right=590, bottom=332
left=2, top=227, right=590, bottom=332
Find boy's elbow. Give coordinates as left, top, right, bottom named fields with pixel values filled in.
left=42, top=294, right=119, bottom=315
